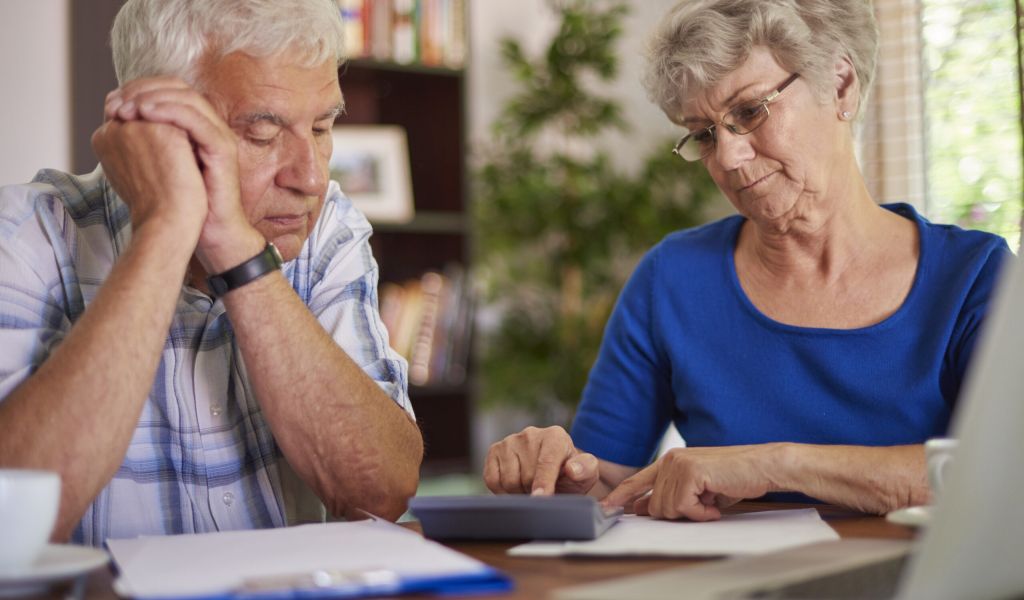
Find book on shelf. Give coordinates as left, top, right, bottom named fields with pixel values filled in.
left=380, top=265, right=473, bottom=387
left=337, top=0, right=466, bottom=68
left=408, top=271, right=443, bottom=384
left=338, top=0, right=365, bottom=58
left=391, top=0, right=418, bottom=64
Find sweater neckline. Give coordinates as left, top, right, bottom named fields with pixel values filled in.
left=723, top=203, right=926, bottom=335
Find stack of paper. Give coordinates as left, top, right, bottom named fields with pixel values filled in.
left=508, top=508, right=839, bottom=557
left=107, top=517, right=510, bottom=599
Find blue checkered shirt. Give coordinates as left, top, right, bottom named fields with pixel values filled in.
left=0, top=168, right=413, bottom=546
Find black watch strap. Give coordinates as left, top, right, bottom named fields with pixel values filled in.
left=207, top=242, right=283, bottom=297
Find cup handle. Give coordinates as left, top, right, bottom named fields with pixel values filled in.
left=930, top=453, right=954, bottom=492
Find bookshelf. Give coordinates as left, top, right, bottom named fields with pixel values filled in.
left=336, top=55, right=473, bottom=475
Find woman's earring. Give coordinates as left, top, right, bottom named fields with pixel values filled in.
left=841, top=111, right=852, bottom=120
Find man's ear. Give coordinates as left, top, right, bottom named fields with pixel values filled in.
left=834, top=54, right=859, bottom=119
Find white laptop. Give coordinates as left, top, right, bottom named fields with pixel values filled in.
left=559, top=253, right=1024, bottom=600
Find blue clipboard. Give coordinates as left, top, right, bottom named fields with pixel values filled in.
left=230, top=565, right=512, bottom=599
left=105, top=517, right=513, bottom=599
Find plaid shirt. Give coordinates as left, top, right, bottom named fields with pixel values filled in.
left=0, top=168, right=412, bottom=546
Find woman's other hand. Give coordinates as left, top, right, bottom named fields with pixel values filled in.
left=602, top=444, right=785, bottom=521
left=483, top=426, right=600, bottom=495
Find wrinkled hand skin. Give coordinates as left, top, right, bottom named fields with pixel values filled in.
left=92, top=111, right=208, bottom=241
left=483, top=426, right=601, bottom=496
left=603, top=445, right=780, bottom=521
left=98, top=77, right=258, bottom=271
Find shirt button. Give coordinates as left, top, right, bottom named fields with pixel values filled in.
left=222, top=491, right=234, bottom=507
left=210, top=405, right=222, bottom=417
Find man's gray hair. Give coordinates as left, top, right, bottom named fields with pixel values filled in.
left=111, top=0, right=346, bottom=85
left=643, top=0, right=878, bottom=122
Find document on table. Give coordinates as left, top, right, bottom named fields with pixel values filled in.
left=508, top=508, right=839, bottom=558
left=106, top=516, right=511, bottom=599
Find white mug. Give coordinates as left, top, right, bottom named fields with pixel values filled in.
left=0, top=469, right=61, bottom=573
left=924, top=438, right=959, bottom=501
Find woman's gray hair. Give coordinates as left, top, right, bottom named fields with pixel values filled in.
left=643, top=0, right=878, bottom=122
left=111, top=0, right=345, bottom=85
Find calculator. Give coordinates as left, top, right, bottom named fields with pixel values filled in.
left=409, top=494, right=623, bottom=541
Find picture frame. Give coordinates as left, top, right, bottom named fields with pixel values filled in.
left=329, top=125, right=415, bottom=223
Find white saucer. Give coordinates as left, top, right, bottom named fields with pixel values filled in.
left=0, top=545, right=109, bottom=597
left=886, top=505, right=932, bottom=528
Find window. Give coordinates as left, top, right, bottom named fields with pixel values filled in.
left=864, top=0, right=1023, bottom=251
left=922, top=0, right=1022, bottom=250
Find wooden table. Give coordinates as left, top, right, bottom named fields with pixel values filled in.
left=68, top=502, right=916, bottom=600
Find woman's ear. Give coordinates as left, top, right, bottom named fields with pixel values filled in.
left=834, top=54, right=859, bottom=119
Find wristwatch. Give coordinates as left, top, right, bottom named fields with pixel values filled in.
left=207, top=242, right=283, bottom=297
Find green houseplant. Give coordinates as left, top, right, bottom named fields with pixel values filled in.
left=474, top=0, right=721, bottom=422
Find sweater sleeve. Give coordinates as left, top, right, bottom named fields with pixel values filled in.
left=570, top=246, right=674, bottom=466
left=944, top=240, right=1015, bottom=408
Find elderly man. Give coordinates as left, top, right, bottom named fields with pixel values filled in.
left=0, top=0, right=422, bottom=545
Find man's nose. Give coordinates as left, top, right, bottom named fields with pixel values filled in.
left=277, top=133, right=327, bottom=196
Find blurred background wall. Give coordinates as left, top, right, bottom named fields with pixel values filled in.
left=0, top=0, right=70, bottom=184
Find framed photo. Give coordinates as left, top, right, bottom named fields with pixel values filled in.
left=329, top=125, right=415, bottom=223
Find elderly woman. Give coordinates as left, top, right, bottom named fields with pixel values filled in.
left=483, top=0, right=1012, bottom=520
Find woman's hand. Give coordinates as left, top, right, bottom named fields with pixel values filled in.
left=602, top=445, right=785, bottom=521
left=483, top=426, right=600, bottom=495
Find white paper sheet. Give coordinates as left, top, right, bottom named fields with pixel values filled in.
left=107, top=517, right=496, bottom=598
left=508, top=508, right=839, bottom=558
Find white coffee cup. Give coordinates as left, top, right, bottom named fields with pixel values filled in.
left=924, top=438, right=959, bottom=500
left=0, top=469, right=61, bottom=573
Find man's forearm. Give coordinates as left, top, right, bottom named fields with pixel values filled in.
left=222, top=271, right=423, bottom=521
left=0, top=226, right=193, bottom=540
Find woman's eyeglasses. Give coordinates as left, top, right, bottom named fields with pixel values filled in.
left=672, top=73, right=800, bottom=162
